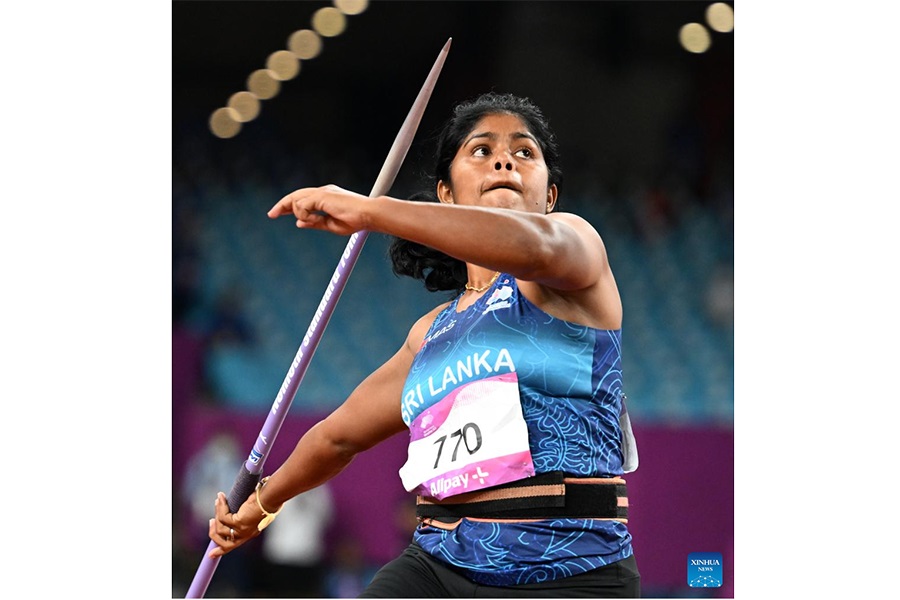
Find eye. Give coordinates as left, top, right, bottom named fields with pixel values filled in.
left=515, top=148, right=533, bottom=159
left=472, top=146, right=490, bottom=157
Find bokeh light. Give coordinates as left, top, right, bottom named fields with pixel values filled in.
left=266, top=50, right=301, bottom=81
left=312, top=7, right=347, bottom=37
left=209, top=107, right=242, bottom=138
left=335, top=0, right=368, bottom=16
left=247, top=69, right=281, bottom=99
left=227, top=91, right=261, bottom=122
left=205, top=2, right=367, bottom=137
left=706, top=3, right=734, bottom=33
left=288, top=29, right=323, bottom=59
left=679, top=23, right=712, bottom=53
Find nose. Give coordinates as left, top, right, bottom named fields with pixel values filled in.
left=494, top=147, right=516, bottom=171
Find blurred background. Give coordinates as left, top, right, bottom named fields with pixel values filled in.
left=172, top=1, right=733, bottom=597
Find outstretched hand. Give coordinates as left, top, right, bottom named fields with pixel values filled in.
left=268, top=184, right=373, bottom=236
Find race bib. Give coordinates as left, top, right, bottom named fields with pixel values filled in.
left=398, top=372, right=534, bottom=500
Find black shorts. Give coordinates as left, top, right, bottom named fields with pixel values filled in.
left=359, top=543, right=640, bottom=598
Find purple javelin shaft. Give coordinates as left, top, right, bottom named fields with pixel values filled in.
left=185, top=38, right=450, bottom=599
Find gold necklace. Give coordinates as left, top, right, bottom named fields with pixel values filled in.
left=465, top=271, right=500, bottom=293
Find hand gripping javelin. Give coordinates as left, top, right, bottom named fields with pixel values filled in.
left=185, top=38, right=451, bottom=599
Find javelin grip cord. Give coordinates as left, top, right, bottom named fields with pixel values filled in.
left=185, top=38, right=450, bottom=599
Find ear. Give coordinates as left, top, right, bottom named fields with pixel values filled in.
left=437, top=180, right=454, bottom=204
left=545, top=184, right=558, bottom=213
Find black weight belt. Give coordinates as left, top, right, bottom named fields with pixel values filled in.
left=415, top=471, right=628, bottom=521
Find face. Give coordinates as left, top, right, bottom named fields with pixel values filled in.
left=437, top=113, right=558, bottom=214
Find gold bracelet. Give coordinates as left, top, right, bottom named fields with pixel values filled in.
left=255, top=476, right=282, bottom=531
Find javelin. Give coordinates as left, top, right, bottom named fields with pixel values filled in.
left=185, top=37, right=451, bottom=599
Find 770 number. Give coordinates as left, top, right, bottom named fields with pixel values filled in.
left=432, top=423, right=483, bottom=469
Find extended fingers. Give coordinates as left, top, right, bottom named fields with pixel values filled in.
left=268, top=185, right=366, bottom=235
left=269, top=186, right=333, bottom=219
left=268, top=194, right=295, bottom=219
left=268, top=188, right=312, bottom=219
left=270, top=185, right=351, bottom=217
left=266, top=190, right=303, bottom=219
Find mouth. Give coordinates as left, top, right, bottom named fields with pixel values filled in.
left=484, top=182, right=521, bottom=193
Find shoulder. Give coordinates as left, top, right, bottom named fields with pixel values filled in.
left=547, top=211, right=603, bottom=241
left=547, top=211, right=610, bottom=268
left=404, top=301, right=453, bottom=354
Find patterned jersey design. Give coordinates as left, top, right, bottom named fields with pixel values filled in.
left=401, top=274, right=634, bottom=586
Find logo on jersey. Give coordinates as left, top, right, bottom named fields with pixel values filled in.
left=484, top=285, right=513, bottom=313
left=420, top=319, right=456, bottom=351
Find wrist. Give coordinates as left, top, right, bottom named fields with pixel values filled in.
left=255, top=476, right=283, bottom=531
left=363, top=196, right=394, bottom=234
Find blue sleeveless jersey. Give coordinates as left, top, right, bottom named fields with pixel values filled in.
left=401, top=274, right=634, bottom=586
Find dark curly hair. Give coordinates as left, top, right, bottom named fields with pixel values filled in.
left=389, top=92, right=563, bottom=294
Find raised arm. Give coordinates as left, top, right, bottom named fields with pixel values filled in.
left=268, top=187, right=609, bottom=292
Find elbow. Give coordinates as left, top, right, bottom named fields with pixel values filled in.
left=513, top=218, right=599, bottom=290
left=308, top=420, right=363, bottom=464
